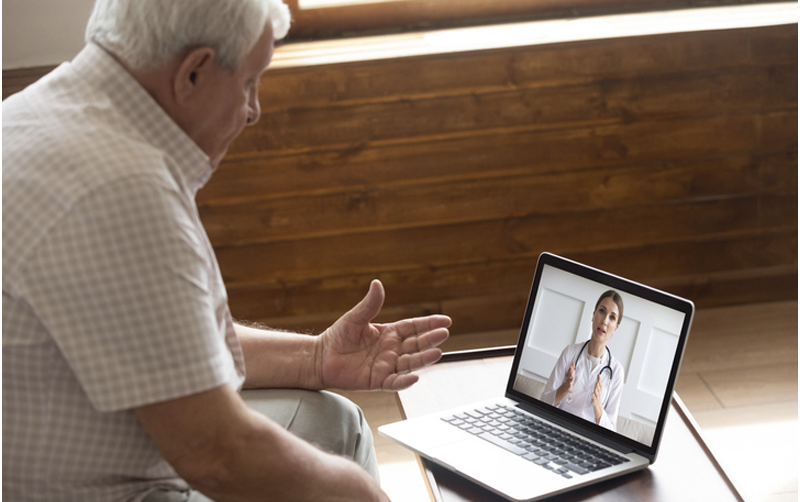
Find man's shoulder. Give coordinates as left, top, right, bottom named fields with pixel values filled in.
left=3, top=71, right=182, bottom=274
left=4, top=70, right=172, bottom=187
left=5, top=45, right=207, bottom=198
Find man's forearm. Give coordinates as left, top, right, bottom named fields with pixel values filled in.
left=195, top=406, right=385, bottom=502
left=235, top=323, right=322, bottom=390
left=137, top=385, right=387, bottom=502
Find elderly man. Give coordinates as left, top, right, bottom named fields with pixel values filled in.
left=2, top=1, right=451, bottom=501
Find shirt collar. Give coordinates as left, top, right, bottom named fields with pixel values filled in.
left=582, top=342, right=610, bottom=366
left=70, top=43, right=213, bottom=196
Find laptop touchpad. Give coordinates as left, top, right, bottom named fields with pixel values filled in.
left=429, top=439, right=563, bottom=498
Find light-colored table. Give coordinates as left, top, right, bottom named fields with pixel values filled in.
left=396, top=347, right=747, bottom=502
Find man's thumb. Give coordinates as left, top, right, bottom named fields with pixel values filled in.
left=345, top=279, right=385, bottom=325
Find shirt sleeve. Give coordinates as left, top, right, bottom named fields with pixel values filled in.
left=540, top=345, right=572, bottom=406
left=597, top=362, right=625, bottom=431
left=20, top=173, right=236, bottom=412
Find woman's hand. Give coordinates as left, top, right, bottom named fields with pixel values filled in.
left=554, top=362, right=575, bottom=405
left=591, top=375, right=604, bottom=423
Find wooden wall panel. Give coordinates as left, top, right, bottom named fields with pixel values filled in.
left=195, top=20, right=797, bottom=335
left=232, top=68, right=795, bottom=155
left=201, top=150, right=795, bottom=246
left=201, top=112, right=792, bottom=205
left=258, top=26, right=797, bottom=113
left=224, top=230, right=797, bottom=334
left=212, top=194, right=796, bottom=287
left=223, top=231, right=797, bottom=315
left=5, top=10, right=792, bottom=338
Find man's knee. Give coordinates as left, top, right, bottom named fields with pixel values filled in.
left=303, top=391, right=369, bottom=455
left=241, top=389, right=377, bottom=477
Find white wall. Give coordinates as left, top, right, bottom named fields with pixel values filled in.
left=3, top=0, right=96, bottom=69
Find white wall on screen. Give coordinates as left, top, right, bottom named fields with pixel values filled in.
left=522, top=287, right=585, bottom=381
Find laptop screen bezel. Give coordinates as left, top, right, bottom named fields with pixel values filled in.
left=505, top=252, right=694, bottom=463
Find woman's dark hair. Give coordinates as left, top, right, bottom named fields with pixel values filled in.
left=595, top=290, right=624, bottom=324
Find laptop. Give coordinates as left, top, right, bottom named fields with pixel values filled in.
left=379, top=252, right=694, bottom=501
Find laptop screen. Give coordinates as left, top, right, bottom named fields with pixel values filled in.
left=507, top=253, right=693, bottom=459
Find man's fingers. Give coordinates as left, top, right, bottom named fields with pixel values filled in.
left=396, top=348, right=444, bottom=374
left=383, top=373, right=420, bottom=392
left=390, top=315, right=452, bottom=340
left=376, top=350, right=439, bottom=391
left=400, top=328, right=449, bottom=355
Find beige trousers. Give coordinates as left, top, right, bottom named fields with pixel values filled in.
left=142, top=389, right=378, bottom=502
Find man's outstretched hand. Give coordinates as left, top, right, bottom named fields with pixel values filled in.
left=316, top=280, right=451, bottom=392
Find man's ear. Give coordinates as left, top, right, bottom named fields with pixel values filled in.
left=173, top=47, right=216, bottom=105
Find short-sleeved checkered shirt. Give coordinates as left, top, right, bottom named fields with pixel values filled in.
left=3, top=43, right=246, bottom=502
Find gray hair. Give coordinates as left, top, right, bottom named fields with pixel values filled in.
left=85, top=0, right=291, bottom=71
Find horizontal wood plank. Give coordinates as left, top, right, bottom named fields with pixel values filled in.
left=200, top=111, right=797, bottom=205
left=200, top=151, right=796, bottom=246
left=213, top=192, right=796, bottom=287
left=236, top=264, right=797, bottom=335
left=688, top=298, right=798, bottom=339
left=232, top=65, right=797, bottom=155
left=225, top=229, right=797, bottom=325
left=681, top=324, right=797, bottom=375
left=261, top=25, right=798, bottom=112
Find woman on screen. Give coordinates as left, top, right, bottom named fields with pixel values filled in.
left=540, top=290, right=625, bottom=431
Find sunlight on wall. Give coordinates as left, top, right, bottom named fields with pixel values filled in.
left=299, top=0, right=406, bottom=9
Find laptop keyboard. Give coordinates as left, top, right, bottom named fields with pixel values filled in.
left=441, top=403, right=629, bottom=479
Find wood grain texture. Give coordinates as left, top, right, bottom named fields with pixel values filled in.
left=4, top=10, right=796, bottom=337
left=209, top=20, right=797, bottom=334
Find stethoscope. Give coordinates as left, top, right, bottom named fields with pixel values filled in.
left=565, top=340, right=613, bottom=407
